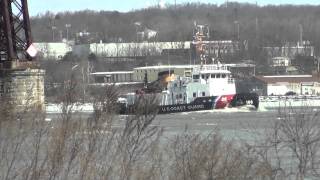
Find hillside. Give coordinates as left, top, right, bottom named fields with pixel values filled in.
left=31, top=2, right=320, bottom=65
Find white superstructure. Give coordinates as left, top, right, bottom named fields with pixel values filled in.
left=161, top=64, right=236, bottom=105
left=194, top=64, right=235, bottom=96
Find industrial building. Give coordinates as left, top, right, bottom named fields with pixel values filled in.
left=253, top=75, right=320, bottom=96
left=34, top=42, right=72, bottom=60
left=90, top=63, right=255, bottom=85
left=270, top=57, right=290, bottom=67
left=91, top=71, right=134, bottom=83
left=73, top=41, right=190, bottom=58
left=90, top=65, right=193, bottom=84
left=32, top=40, right=239, bottom=61
left=133, top=65, right=194, bottom=82
left=263, top=41, right=315, bottom=59
left=73, top=40, right=239, bottom=58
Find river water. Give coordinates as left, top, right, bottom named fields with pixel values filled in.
left=47, top=105, right=320, bottom=141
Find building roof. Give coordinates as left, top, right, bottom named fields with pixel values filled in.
left=134, top=63, right=255, bottom=71
left=255, top=75, right=320, bottom=84
left=134, top=65, right=195, bottom=70
left=227, top=63, right=255, bottom=68
left=272, top=56, right=290, bottom=60
left=91, top=71, right=133, bottom=75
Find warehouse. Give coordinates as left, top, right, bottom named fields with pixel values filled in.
left=254, top=75, right=320, bottom=96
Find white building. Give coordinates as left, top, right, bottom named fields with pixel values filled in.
left=263, top=41, right=315, bottom=59
left=73, top=41, right=190, bottom=58
left=33, top=40, right=239, bottom=60
left=255, top=75, right=320, bottom=95
left=271, top=56, right=290, bottom=67
left=34, top=42, right=72, bottom=60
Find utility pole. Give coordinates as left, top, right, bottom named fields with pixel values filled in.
left=255, top=1, right=259, bottom=41
left=299, top=24, right=303, bottom=45
left=65, top=24, right=71, bottom=41
left=233, top=7, right=239, bottom=41
left=59, top=30, right=63, bottom=41
left=51, top=26, right=57, bottom=42
left=255, top=18, right=259, bottom=39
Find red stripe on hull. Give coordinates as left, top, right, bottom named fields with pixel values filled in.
left=214, top=94, right=235, bottom=109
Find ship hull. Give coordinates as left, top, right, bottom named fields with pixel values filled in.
left=158, top=102, right=214, bottom=114
left=120, top=93, right=259, bottom=114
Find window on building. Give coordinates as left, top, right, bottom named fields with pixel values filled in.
left=193, top=75, right=199, bottom=79
left=211, top=74, right=215, bottom=78
left=222, top=74, right=226, bottom=78
left=185, top=72, right=191, bottom=77
left=202, top=92, right=206, bottom=96
left=193, top=92, right=197, bottom=97
left=216, top=74, right=221, bottom=78
left=201, top=74, right=205, bottom=79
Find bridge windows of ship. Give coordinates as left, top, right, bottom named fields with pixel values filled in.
left=228, top=78, right=235, bottom=84
left=197, top=73, right=229, bottom=79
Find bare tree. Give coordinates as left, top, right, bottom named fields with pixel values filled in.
left=246, top=105, right=320, bottom=180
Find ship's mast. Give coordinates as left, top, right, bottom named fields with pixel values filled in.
left=193, top=22, right=210, bottom=66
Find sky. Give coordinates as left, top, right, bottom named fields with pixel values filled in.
left=28, top=0, right=320, bottom=16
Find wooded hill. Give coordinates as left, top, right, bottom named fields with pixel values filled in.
left=30, top=2, right=320, bottom=59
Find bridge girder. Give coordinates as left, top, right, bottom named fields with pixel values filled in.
left=0, top=0, right=32, bottom=62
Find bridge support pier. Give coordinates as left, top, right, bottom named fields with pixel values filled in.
left=0, top=0, right=45, bottom=118
left=0, top=67, right=45, bottom=115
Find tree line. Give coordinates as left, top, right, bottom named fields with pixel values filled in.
left=32, top=2, right=320, bottom=75
left=31, top=2, right=320, bottom=52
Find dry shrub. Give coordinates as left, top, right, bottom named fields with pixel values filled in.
left=165, top=129, right=270, bottom=180
left=3, top=74, right=320, bottom=180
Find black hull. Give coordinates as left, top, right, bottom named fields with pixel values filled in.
left=230, top=92, right=259, bottom=108
left=158, top=102, right=215, bottom=114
